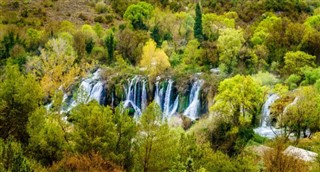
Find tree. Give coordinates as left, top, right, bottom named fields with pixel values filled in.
left=0, top=65, right=43, bottom=143
left=134, top=102, right=179, bottom=171
left=0, top=32, right=25, bottom=62
left=180, top=39, right=203, bottom=72
left=202, top=13, right=235, bottom=41
left=211, top=75, right=264, bottom=126
left=105, top=32, right=116, bottom=63
left=281, top=86, right=320, bottom=139
left=27, top=107, right=69, bottom=165
left=70, top=101, right=117, bottom=159
left=0, top=138, right=32, bottom=171
left=26, top=37, right=86, bottom=97
left=140, top=39, right=171, bottom=77
left=124, top=2, right=154, bottom=30
left=217, top=28, right=244, bottom=73
left=112, top=105, right=137, bottom=169
left=116, top=27, right=150, bottom=65
left=283, top=51, right=316, bottom=75
left=194, top=3, right=203, bottom=41
left=305, top=15, right=320, bottom=32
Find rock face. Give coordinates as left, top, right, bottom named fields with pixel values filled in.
left=283, top=146, right=318, bottom=162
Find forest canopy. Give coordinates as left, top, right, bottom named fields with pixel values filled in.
left=1, top=0, right=320, bottom=171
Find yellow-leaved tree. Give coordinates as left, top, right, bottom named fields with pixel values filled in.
left=27, top=37, right=90, bottom=97
left=140, top=39, right=170, bottom=77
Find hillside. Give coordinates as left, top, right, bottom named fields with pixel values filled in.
left=1, top=0, right=320, bottom=171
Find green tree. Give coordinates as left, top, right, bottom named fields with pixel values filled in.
left=282, top=86, right=320, bottom=140
left=124, top=2, right=154, bottom=30
left=180, top=39, right=203, bottom=72
left=217, top=28, right=245, bottom=73
left=202, top=13, right=235, bottom=41
left=70, top=101, right=117, bottom=159
left=116, top=27, right=150, bottom=65
left=212, top=75, right=264, bottom=126
left=0, top=32, right=25, bottom=62
left=112, top=105, right=137, bottom=169
left=0, top=138, right=31, bottom=171
left=27, top=107, right=69, bottom=165
left=194, top=3, right=203, bottom=41
left=134, top=102, right=179, bottom=171
left=105, top=32, right=116, bottom=63
left=283, top=51, right=316, bottom=75
left=0, top=65, right=43, bottom=143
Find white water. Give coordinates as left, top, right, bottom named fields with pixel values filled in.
left=154, top=80, right=179, bottom=120
left=183, top=80, right=203, bottom=120
left=163, top=80, right=174, bottom=119
left=254, top=94, right=280, bottom=139
left=123, top=76, right=148, bottom=119
left=253, top=94, right=302, bottom=139
left=61, top=69, right=105, bottom=112
left=124, top=77, right=141, bottom=118
left=141, top=80, right=147, bottom=111
left=261, top=94, right=279, bottom=127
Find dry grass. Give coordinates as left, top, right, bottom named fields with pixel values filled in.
left=49, top=153, right=123, bottom=172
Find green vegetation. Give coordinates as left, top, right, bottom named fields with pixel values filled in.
left=1, top=0, right=320, bottom=171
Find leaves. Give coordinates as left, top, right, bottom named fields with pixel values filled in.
left=140, top=39, right=171, bottom=77
left=212, top=75, right=264, bottom=126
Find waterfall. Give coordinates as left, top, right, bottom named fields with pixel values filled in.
left=61, top=69, right=106, bottom=112
left=154, top=80, right=179, bottom=120
left=155, top=82, right=160, bottom=106
left=163, top=80, right=173, bottom=119
left=141, top=80, right=147, bottom=111
left=260, top=94, right=279, bottom=127
left=254, top=94, right=283, bottom=139
left=183, top=80, right=203, bottom=120
left=170, top=95, right=179, bottom=118
left=123, top=76, right=147, bottom=119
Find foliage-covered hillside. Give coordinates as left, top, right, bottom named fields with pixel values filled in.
left=1, top=0, right=320, bottom=171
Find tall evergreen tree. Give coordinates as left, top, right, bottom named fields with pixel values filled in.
left=194, top=3, right=203, bottom=42
left=105, top=33, right=116, bottom=63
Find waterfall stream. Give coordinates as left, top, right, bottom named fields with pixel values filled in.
left=154, top=79, right=179, bottom=120
left=49, top=70, right=206, bottom=121
left=183, top=80, right=203, bottom=120
left=61, top=69, right=106, bottom=112
left=260, top=94, right=279, bottom=127
left=254, top=94, right=280, bottom=138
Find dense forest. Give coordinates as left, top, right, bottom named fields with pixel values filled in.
left=1, top=0, right=320, bottom=171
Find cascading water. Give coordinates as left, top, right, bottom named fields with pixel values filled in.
left=123, top=76, right=147, bottom=119
left=183, top=80, right=204, bottom=120
left=61, top=69, right=106, bottom=112
left=141, top=80, right=147, bottom=111
left=50, top=71, right=207, bottom=121
left=154, top=79, right=179, bottom=120
left=260, top=94, right=279, bottom=127
left=254, top=94, right=282, bottom=139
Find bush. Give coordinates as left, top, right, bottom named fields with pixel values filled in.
left=285, top=74, right=301, bottom=90
left=50, top=153, right=122, bottom=172
left=94, top=15, right=106, bottom=23
left=95, top=2, right=108, bottom=14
